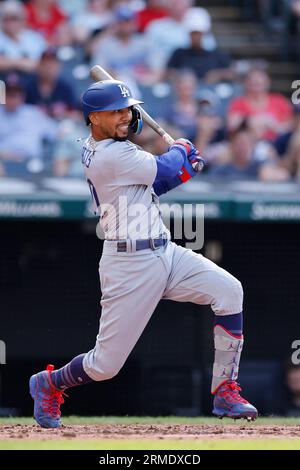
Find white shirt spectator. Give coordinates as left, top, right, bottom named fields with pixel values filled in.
left=0, top=104, right=57, bottom=160
left=92, top=33, right=159, bottom=79
left=145, top=7, right=216, bottom=69
left=72, top=10, right=113, bottom=32
left=0, top=28, right=46, bottom=60
left=91, top=5, right=160, bottom=84
left=57, top=0, right=86, bottom=16
left=71, top=0, right=114, bottom=43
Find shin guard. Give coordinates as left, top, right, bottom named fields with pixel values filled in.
left=211, top=325, right=244, bottom=394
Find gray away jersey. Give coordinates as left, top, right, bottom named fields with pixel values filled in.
left=82, top=137, right=170, bottom=240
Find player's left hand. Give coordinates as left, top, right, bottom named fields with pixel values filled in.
left=188, top=151, right=205, bottom=173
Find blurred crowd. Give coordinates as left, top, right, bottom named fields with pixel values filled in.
left=0, top=0, right=299, bottom=183
left=285, top=362, right=300, bottom=417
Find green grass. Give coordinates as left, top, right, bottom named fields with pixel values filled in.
left=1, top=439, right=300, bottom=450
left=1, top=417, right=300, bottom=450
left=0, top=416, right=300, bottom=426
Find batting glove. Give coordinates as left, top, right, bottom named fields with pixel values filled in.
left=188, top=150, right=205, bottom=173
left=169, top=138, right=195, bottom=156
left=169, top=138, right=205, bottom=172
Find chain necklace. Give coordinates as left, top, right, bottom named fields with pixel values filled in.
left=87, top=135, right=99, bottom=153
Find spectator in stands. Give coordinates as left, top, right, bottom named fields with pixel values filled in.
left=208, top=120, right=289, bottom=181
left=72, top=0, right=114, bottom=44
left=145, top=0, right=215, bottom=70
left=167, top=8, right=232, bottom=83
left=281, top=128, right=300, bottom=181
left=194, top=92, right=225, bottom=154
left=0, top=0, right=47, bottom=75
left=284, top=363, right=300, bottom=417
left=52, top=110, right=87, bottom=178
left=162, top=71, right=225, bottom=151
left=273, top=105, right=300, bottom=158
left=279, top=0, right=300, bottom=59
left=227, top=69, right=293, bottom=141
left=162, top=71, right=199, bottom=141
left=91, top=5, right=160, bottom=85
left=136, top=0, right=168, bottom=33
left=25, top=47, right=76, bottom=120
left=0, top=74, right=57, bottom=177
left=25, top=0, right=70, bottom=45
left=57, top=0, right=86, bottom=17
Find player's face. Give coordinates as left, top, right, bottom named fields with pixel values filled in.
left=90, top=107, right=132, bottom=141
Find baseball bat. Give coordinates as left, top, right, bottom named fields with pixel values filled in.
left=90, top=65, right=204, bottom=172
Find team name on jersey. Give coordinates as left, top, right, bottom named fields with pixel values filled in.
left=81, top=146, right=94, bottom=168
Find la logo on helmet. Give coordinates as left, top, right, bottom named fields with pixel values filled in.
left=118, top=84, right=131, bottom=98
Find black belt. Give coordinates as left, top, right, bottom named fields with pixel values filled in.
left=117, top=238, right=168, bottom=252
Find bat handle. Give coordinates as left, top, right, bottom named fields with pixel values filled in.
left=161, top=132, right=174, bottom=146
left=193, top=158, right=205, bottom=172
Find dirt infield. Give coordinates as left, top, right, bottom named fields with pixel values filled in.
left=1, top=423, right=300, bottom=441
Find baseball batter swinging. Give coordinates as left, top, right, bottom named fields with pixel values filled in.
left=29, top=80, right=257, bottom=428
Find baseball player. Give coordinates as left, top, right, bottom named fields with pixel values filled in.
left=29, top=80, right=257, bottom=428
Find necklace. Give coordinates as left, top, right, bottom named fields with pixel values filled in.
left=87, top=135, right=99, bottom=152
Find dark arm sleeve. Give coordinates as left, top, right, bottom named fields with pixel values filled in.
left=153, top=153, right=197, bottom=196
left=155, top=147, right=185, bottom=180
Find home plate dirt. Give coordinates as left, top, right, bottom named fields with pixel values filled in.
left=1, top=424, right=300, bottom=440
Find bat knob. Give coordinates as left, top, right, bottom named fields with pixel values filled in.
left=192, top=157, right=205, bottom=173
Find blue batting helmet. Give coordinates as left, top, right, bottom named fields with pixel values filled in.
left=81, top=79, right=143, bottom=125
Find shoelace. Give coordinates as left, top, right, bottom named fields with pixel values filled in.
left=41, top=365, right=68, bottom=418
left=41, top=386, right=66, bottom=418
left=220, top=381, right=248, bottom=404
